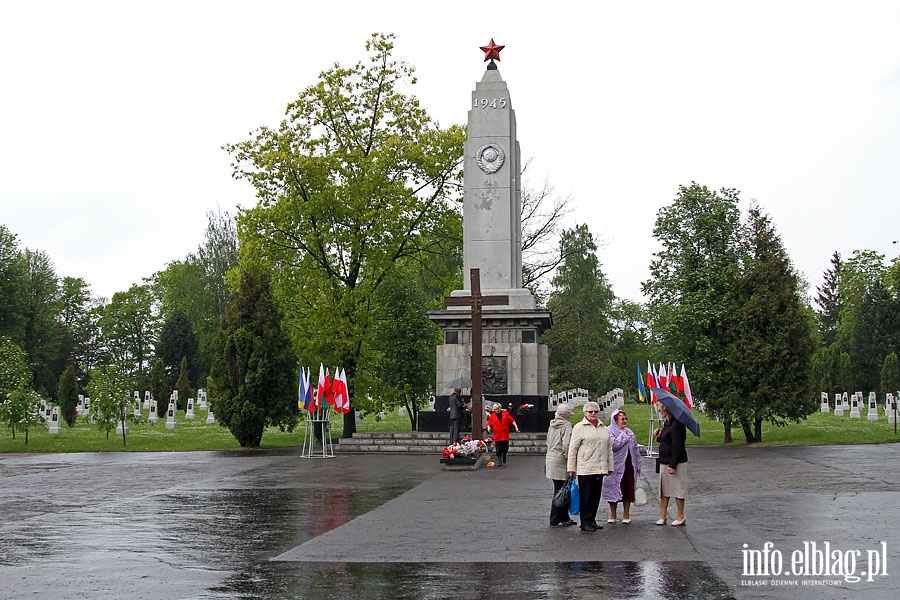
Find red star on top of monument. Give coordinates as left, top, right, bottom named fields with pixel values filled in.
left=480, top=39, right=505, bottom=62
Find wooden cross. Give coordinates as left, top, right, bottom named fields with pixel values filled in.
left=444, top=268, right=508, bottom=439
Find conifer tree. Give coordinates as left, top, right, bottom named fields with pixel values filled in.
left=717, top=205, right=816, bottom=443
left=175, top=356, right=192, bottom=411
left=815, top=251, right=842, bottom=346
left=209, top=268, right=297, bottom=447
left=58, top=364, right=79, bottom=426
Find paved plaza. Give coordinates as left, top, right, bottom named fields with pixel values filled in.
left=1, top=443, right=897, bottom=599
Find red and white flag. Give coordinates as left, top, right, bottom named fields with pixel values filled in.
left=316, top=363, right=331, bottom=409
left=668, top=363, right=679, bottom=394
left=334, top=368, right=350, bottom=413
left=646, top=360, right=658, bottom=403
left=680, top=364, right=693, bottom=408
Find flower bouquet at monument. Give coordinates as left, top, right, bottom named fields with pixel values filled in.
left=442, top=436, right=489, bottom=461
left=518, top=403, right=534, bottom=412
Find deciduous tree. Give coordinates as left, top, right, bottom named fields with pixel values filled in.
left=0, top=335, right=30, bottom=401
left=226, top=33, right=465, bottom=438
left=22, top=249, right=64, bottom=398
left=0, top=225, right=27, bottom=343
left=642, top=183, right=744, bottom=439
left=850, top=280, right=900, bottom=391
left=86, top=366, right=132, bottom=444
left=369, top=270, right=441, bottom=428
left=100, top=284, right=157, bottom=386
left=0, top=388, right=43, bottom=442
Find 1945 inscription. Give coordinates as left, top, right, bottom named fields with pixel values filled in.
left=473, top=97, right=508, bottom=109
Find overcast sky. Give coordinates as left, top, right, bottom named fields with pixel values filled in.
left=2, top=1, right=899, bottom=302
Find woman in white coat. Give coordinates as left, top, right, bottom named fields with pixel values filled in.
left=566, top=401, right=614, bottom=532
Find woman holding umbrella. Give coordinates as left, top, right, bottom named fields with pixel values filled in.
left=654, top=402, right=688, bottom=526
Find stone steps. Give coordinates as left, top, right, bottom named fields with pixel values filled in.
left=336, top=431, right=548, bottom=455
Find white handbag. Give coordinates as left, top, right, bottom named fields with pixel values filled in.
left=634, top=485, right=648, bottom=507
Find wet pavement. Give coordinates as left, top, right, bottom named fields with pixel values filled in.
left=1, top=444, right=898, bottom=599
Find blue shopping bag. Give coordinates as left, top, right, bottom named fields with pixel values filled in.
left=568, top=476, right=580, bottom=515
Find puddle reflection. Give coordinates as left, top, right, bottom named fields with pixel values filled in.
left=206, top=561, right=736, bottom=600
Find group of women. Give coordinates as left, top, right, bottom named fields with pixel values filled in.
left=545, top=401, right=688, bottom=530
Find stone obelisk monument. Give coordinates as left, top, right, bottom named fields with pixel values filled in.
left=422, top=40, right=552, bottom=435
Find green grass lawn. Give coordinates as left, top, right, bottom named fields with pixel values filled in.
left=2, top=404, right=898, bottom=453
left=604, top=403, right=900, bottom=447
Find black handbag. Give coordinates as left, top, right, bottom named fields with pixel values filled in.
left=553, top=475, right=572, bottom=508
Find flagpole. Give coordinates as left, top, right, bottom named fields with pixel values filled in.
left=301, top=365, right=336, bottom=459
left=646, top=404, right=660, bottom=458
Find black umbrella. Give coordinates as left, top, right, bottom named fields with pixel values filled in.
left=650, top=387, right=700, bottom=437
left=446, top=377, right=472, bottom=390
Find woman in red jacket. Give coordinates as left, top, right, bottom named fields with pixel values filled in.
left=486, top=402, right=519, bottom=466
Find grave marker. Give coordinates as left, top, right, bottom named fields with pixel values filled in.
left=185, top=398, right=195, bottom=420
left=867, top=392, right=879, bottom=421
left=48, top=407, right=61, bottom=434
left=116, top=408, right=129, bottom=435
left=850, top=394, right=860, bottom=419
left=165, top=402, right=177, bottom=429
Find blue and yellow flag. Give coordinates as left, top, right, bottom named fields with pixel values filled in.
left=637, top=363, right=647, bottom=403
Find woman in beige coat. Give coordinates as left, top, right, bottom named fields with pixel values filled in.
left=545, top=403, right=575, bottom=526
left=567, top=401, right=614, bottom=532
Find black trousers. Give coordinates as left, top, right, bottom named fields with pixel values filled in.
left=495, top=440, right=510, bottom=462
left=449, top=418, right=461, bottom=444
left=550, top=479, right=569, bottom=524
left=577, top=474, right=605, bottom=526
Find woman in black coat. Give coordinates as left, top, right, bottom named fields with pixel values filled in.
left=653, top=403, right=688, bottom=526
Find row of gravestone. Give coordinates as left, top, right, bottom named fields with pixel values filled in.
left=547, top=387, right=625, bottom=422
left=820, top=391, right=899, bottom=423
left=37, top=389, right=217, bottom=436
left=386, top=387, right=621, bottom=423
left=127, top=388, right=216, bottom=431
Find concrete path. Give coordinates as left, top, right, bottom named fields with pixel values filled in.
left=1, top=444, right=898, bottom=599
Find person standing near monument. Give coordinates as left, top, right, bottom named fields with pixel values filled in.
left=567, top=402, right=614, bottom=532
left=448, top=388, right=468, bottom=444
left=601, top=409, right=642, bottom=524
left=654, top=403, right=688, bottom=526
left=546, top=403, right=576, bottom=526
left=486, top=402, right=519, bottom=466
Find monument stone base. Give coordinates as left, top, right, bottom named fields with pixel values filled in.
left=418, top=396, right=551, bottom=433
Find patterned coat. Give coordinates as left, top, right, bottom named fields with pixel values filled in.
left=600, top=424, right=642, bottom=502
